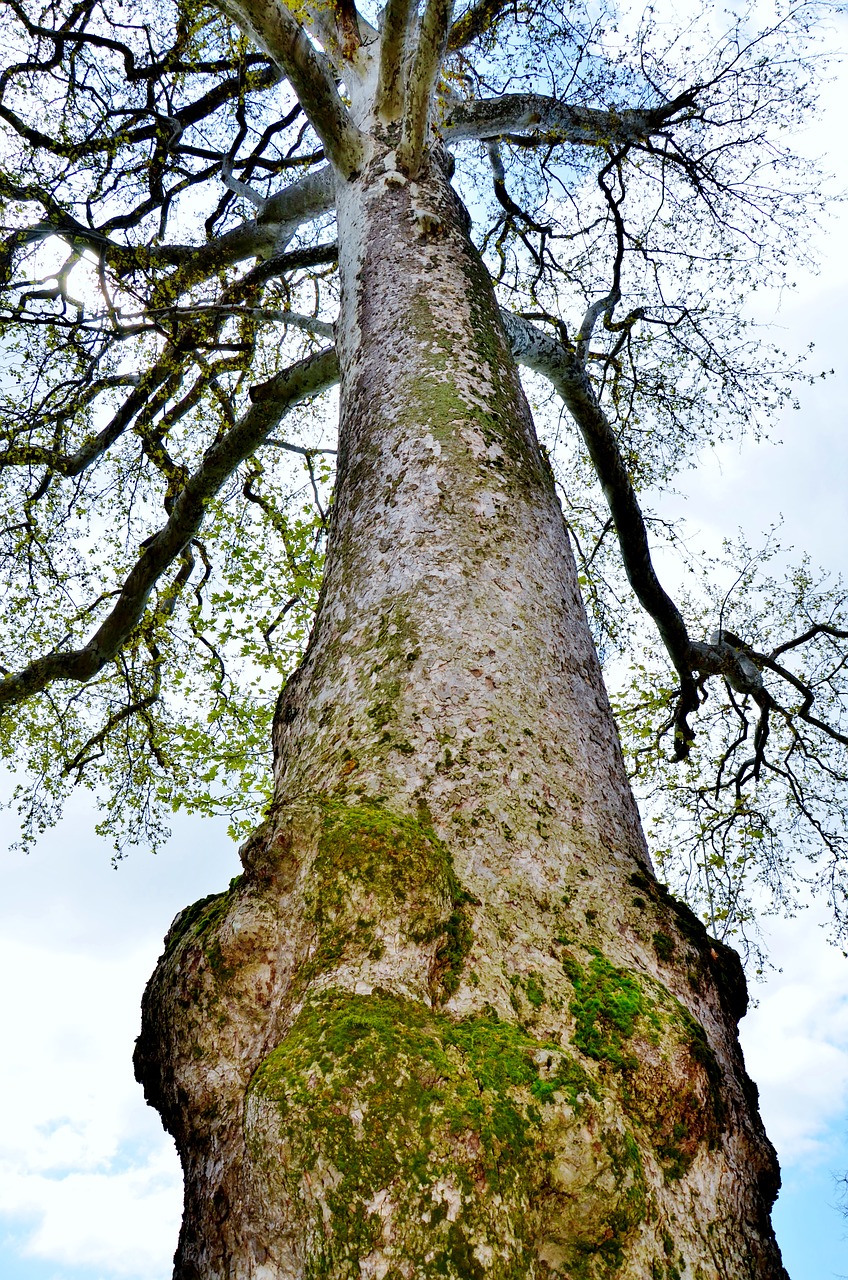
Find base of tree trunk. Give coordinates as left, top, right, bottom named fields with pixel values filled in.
left=136, top=795, right=786, bottom=1280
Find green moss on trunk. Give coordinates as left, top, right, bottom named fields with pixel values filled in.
left=298, top=800, right=476, bottom=1000
left=248, top=988, right=645, bottom=1279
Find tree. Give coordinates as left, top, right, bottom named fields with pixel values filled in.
left=1, top=0, right=845, bottom=1274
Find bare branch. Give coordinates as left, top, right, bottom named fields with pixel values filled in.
left=2, top=165, right=336, bottom=318
left=221, top=152, right=265, bottom=209
left=770, top=621, right=848, bottom=660
left=151, top=168, right=335, bottom=290
left=264, top=440, right=338, bottom=455
left=443, top=92, right=696, bottom=147
left=157, top=306, right=335, bottom=338
left=503, top=310, right=772, bottom=756
left=375, top=0, right=416, bottom=122
left=257, top=162, right=336, bottom=231
left=447, top=0, right=514, bottom=52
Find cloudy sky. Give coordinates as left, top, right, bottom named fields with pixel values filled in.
left=2, top=21, right=848, bottom=1280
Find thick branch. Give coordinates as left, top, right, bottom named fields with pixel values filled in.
left=0, top=348, right=339, bottom=711
left=218, top=0, right=364, bottom=175
left=333, top=0, right=364, bottom=59
left=149, top=185, right=336, bottom=307
left=3, top=165, right=336, bottom=309
left=504, top=312, right=847, bottom=764
left=502, top=315, right=690, bottom=662
left=257, top=163, right=336, bottom=237
left=444, top=92, right=695, bottom=146
left=399, top=0, right=455, bottom=174
left=771, top=621, right=848, bottom=661
left=375, top=0, right=415, bottom=122
left=447, top=0, right=514, bottom=51
left=502, top=312, right=730, bottom=754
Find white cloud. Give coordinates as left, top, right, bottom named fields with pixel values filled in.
left=0, top=936, right=183, bottom=1278
left=741, top=911, right=848, bottom=1165
left=0, top=799, right=239, bottom=1279
left=6, top=1154, right=181, bottom=1279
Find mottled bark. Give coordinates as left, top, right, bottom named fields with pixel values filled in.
left=135, top=148, right=787, bottom=1279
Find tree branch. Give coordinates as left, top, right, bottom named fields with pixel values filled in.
left=333, top=0, right=364, bottom=60
left=144, top=169, right=336, bottom=297
left=447, top=0, right=514, bottom=52
left=0, top=348, right=340, bottom=711
left=2, top=165, right=336, bottom=310
left=502, top=317, right=690, bottom=655
left=502, top=311, right=743, bottom=756
left=217, top=0, right=364, bottom=175
left=443, top=92, right=696, bottom=147
left=770, top=621, right=848, bottom=661
left=375, top=0, right=416, bottom=123
left=399, top=0, right=455, bottom=174
left=256, top=163, right=336, bottom=239
left=0, top=59, right=282, bottom=159
left=506, top=313, right=848, bottom=769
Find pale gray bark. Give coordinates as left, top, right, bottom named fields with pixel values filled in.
left=217, top=0, right=365, bottom=176
left=136, top=149, right=787, bottom=1279
left=443, top=92, right=695, bottom=146
left=374, top=0, right=416, bottom=121
left=140, top=165, right=336, bottom=285
left=398, top=0, right=454, bottom=172
left=256, top=164, right=337, bottom=251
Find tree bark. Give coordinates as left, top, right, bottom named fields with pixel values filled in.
left=135, top=145, right=787, bottom=1279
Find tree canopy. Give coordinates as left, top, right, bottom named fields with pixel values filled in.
left=1, top=0, right=845, bottom=960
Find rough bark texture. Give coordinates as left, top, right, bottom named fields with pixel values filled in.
left=135, top=148, right=787, bottom=1279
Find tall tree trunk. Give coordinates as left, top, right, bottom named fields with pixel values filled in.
left=135, top=147, right=787, bottom=1279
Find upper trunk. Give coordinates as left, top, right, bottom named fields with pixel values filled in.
left=273, top=141, right=653, bottom=900
left=135, top=147, right=787, bottom=1279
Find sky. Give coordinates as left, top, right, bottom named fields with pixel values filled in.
left=2, top=22, right=848, bottom=1280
